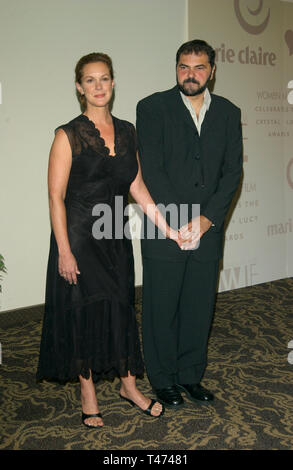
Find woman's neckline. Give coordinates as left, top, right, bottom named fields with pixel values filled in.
left=81, top=113, right=117, bottom=157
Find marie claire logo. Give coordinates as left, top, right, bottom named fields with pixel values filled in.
left=234, top=0, right=270, bottom=35
left=267, top=218, right=292, bottom=237
left=216, top=0, right=275, bottom=66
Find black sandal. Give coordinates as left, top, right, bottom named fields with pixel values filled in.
left=119, top=394, right=165, bottom=418
left=81, top=412, right=103, bottom=428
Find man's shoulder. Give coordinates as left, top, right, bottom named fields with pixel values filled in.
left=137, top=86, right=177, bottom=110
left=211, top=93, right=241, bottom=113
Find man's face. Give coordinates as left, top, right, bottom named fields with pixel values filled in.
left=176, top=52, right=215, bottom=97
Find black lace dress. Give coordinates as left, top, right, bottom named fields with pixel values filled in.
left=37, top=114, right=144, bottom=383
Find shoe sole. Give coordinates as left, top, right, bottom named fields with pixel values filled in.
left=159, top=400, right=185, bottom=409
left=176, top=385, right=214, bottom=405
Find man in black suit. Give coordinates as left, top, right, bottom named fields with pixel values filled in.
left=136, top=40, right=243, bottom=408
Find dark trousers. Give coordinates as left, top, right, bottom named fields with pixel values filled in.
left=142, top=256, right=219, bottom=389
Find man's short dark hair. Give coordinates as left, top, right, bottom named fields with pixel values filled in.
left=176, top=39, right=216, bottom=68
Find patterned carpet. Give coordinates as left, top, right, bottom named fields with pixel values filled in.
left=0, top=278, right=293, bottom=450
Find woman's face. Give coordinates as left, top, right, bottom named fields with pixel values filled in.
left=76, top=61, right=114, bottom=110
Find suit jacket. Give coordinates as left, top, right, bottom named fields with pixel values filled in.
left=136, top=85, right=243, bottom=262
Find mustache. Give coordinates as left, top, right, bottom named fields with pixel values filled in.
left=183, top=78, right=200, bottom=85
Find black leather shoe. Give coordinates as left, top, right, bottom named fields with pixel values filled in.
left=153, top=386, right=184, bottom=408
left=176, top=383, right=214, bottom=404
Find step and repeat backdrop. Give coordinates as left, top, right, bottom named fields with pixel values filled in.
left=0, top=0, right=292, bottom=311
left=187, top=0, right=293, bottom=291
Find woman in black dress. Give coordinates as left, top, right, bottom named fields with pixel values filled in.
left=37, top=53, right=181, bottom=428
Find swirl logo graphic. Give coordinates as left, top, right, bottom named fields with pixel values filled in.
left=234, top=0, right=270, bottom=35
left=287, top=158, right=293, bottom=190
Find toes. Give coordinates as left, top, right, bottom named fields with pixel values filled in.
left=151, top=401, right=163, bottom=416
left=84, top=417, right=104, bottom=427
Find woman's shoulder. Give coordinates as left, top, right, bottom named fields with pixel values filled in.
left=54, top=115, right=84, bottom=154
left=55, top=114, right=84, bottom=133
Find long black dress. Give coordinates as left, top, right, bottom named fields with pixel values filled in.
left=37, top=114, right=144, bottom=383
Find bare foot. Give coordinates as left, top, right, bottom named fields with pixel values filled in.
left=81, top=393, right=104, bottom=427
left=79, top=373, right=104, bottom=427
left=119, top=384, right=163, bottom=417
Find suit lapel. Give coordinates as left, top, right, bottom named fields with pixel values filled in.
left=167, top=87, right=219, bottom=138
left=199, top=94, right=218, bottom=137
left=167, top=86, right=199, bottom=133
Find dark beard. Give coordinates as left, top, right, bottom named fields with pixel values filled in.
left=177, top=74, right=211, bottom=97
